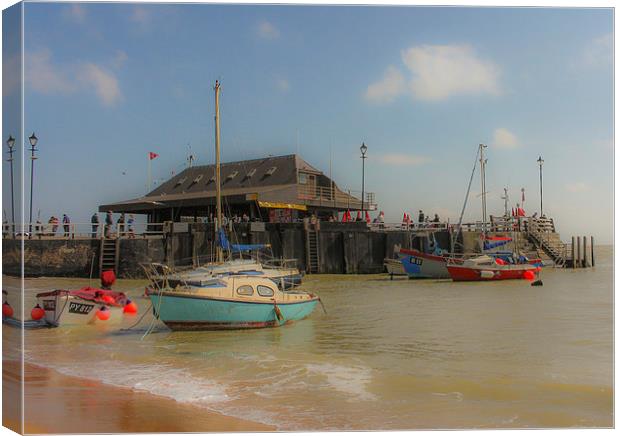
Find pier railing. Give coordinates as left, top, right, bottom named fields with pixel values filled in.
left=297, top=185, right=377, bottom=211
left=3, top=222, right=165, bottom=240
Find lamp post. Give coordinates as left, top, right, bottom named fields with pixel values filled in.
left=6, top=135, right=15, bottom=236
left=28, top=132, right=38, bottom=237
left=537, top=156, right=544, bottom=216
left=360, top=142, right=368, bottom=216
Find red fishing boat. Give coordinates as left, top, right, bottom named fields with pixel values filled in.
left=446, top=255, right=540, bottom=282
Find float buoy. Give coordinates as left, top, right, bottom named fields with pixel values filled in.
left=523, top=270, right=535, bottom=281
left=101, top=295, right=116, bottom=305
left=101, top=270, right=116, bottom=288
left=2, top=302, right=13, bottom=318
left=96, top=306, right=111, bottom=321
left=31, top=304, right=45, bottom=321
left=123, top=299, right=138, bottom=314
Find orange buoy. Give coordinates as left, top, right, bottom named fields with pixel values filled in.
left=31, top=304, right=45, bottom=321
left=101, top=295, right=116, bottom=305
left=2, top=302, right=13, bottom=318
left=101, top=270, right=116, bottom=288
left=123, top=300, right=138, bottom=314
left=523, top=270, right=535, bottom=281
left=96, top=306, right=111, bottom=321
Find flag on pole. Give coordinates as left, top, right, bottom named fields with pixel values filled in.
left=149, top=152, right=159, bottom=160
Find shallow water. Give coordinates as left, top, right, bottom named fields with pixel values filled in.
left=3, top=246, right=613, bottom=430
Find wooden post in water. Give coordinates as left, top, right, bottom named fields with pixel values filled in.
left=591, top=236, right=595, bottom=267
left=583, top=236, right=589, bottom=268
left=571, top=236, right=575, bottom=269
left=576, top=236, right=581, bottom=269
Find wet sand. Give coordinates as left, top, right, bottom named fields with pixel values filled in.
left=2, top=360, right=275, bottom=434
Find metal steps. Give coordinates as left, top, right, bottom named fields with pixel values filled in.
left=99, top=238, right=119, bottom=274
left=306, top=230, right=320, bottom=274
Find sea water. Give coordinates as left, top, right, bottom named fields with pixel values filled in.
left=3, top=246, right=613, bottom=429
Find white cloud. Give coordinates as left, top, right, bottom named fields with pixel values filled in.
left=77, top=63, right=122, bottom=107
left=130, top=6, right=151, bottom=29
left=25, top=49, right=122, bottom=107
left=580, top=33, right=612, bottom=68
left=275, top=78, right=290, bottom=92
left=379, top=153, right=431, bottom=166
left=566, top=182, right=589, bottom=193
left=25, top=49, right=75, bottom=94
left=492, top=128, right=519, bottom=149
left=3, top=53, right=21, bottom=97
left=112, top=50, right=128, bottom=69
left=402, top=44, right=501, bottom=101
left=365, top=66, right=405, bottom=104
left=66, top=4, right=86, bottom=24
left=257, top=21, right=279, bottom=40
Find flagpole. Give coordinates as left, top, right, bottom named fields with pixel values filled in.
left=147, top=154, right=151, bottom=192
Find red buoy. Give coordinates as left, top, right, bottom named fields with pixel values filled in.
left=123, top=300, right=138, bottom=315
left=31, top=304, right=45, bottom=321
left=101, top=270, right=116, bottom=288
left=2, top=302, right=13, bottom=318
left=101, top=295, right=116, bottom=305
left=96, top=306, right=111, bottom=321
left=523, top=270, right=535, bottom=281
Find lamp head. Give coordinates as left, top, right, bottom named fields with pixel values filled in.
left=6, top=135, right=15, bottom=149
left=28, top=132, right=38, bottom=147
left=360, top=142, right=368, bottom=157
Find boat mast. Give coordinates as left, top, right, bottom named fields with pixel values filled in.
left=214, top=80, right=223, bottom=263
left=479, top=143, right=488, bottom=236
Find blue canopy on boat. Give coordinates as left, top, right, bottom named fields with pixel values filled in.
left=483, top=239, right=511, bottom=250
left=218, top=228, right=269, bottom=252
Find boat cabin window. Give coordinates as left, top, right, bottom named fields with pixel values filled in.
left=257, top=285, right=274, bottom=297
left=236, top=285, right=254, bottom=296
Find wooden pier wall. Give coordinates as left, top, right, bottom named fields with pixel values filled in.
left=2, top=222, right=594, bottom=279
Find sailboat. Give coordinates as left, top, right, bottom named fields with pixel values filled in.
left=146, top=81, right=319, bottom=330
left=445, top=144, right=540, bottom=282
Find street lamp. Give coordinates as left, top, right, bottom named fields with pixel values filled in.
left=6, top=135, right=15, bottom=236
left=28, top=132, right=38, bottom=237
left=537, top=156, right=544, bottom=216
left=360, top=142, right=368, bottom=217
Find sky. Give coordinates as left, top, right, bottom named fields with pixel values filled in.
left=1, top=2, right=614, bottom=242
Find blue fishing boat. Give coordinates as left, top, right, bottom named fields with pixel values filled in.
left=148, top=273, right=319, bottom=330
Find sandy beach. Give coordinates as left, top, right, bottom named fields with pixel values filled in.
left=2, top=360, right=274, bottom=434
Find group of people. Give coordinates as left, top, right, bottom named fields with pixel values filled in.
left=36, top=214, right=72, bottom=237
left=92, top=211, right=135, bottom=238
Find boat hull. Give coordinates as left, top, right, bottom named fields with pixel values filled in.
left=446, top=264, right=538, bottom=281
left=150, top=293, right=318, bottom=331
left=37, top=294, right=126, bottom=327
left=399, top=249, right=451, bottom=279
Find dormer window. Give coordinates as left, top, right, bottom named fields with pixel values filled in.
left=174, top=177, right=187, bottom=187
left=206, top=174, right=216, bottom=184
left=192, top=174, right=203, bottom=184
left=226, top=171, right=238, bottom=181
left=265, top=166, right=277, bottom=177
left=245, top=168, right=257, bottom=179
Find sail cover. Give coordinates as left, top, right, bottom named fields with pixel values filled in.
left=218, top=228, right=269, bottom=252
left=483, top=235, right=512, bottom=250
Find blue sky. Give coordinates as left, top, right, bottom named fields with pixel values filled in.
left=2, top=3, right=613, bottom=241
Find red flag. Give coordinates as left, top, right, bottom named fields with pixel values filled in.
left=365, top=211, right=371, bottom=223
left=149, top=152, right=159, bottom=160
left=342, top=210, right=350, bottom=222
left=356, top=211, right=362, bottom=221
left=402, top=213, right=407, bottom=223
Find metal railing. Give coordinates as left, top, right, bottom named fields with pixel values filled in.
left=2, top=222, right=165, bottom=240
left=297, top=184, right=377, bottom=210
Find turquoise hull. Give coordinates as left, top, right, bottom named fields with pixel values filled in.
left=150, top=294, right=319, bottom=330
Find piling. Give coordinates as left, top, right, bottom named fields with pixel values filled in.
left=576, top=237, right=581, bottom=269
left=591, top=236, right=595, bottom=267
left=583, top=236, right=588, bottom=268
left=571, top=236, right=576, bottom=269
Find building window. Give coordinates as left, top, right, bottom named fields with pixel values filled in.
left=236, top=285, right=254, bottom=296
left=298, top=173, right=307, bottom=184
left=257, top=285, right=274, bottom=297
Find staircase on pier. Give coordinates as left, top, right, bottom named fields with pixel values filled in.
left=525, top=218, right=569, bottom=267
left=305, top=229, right=320, bottom=274
left=99, top=238, right=120, bottom=274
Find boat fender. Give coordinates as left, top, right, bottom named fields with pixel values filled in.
left=31, top=304, right=45, bottom=321
left=272, top=299, right=283, bottom=322
left=522, top=270, right=535, bottom=281
left=102, top=295, right=116, bottom=305
left=2, top=302, right=13, bottom=318
left=123, top=299, right=138, bottom=315
left=479, top=270, right=495, bottom=279
left=96, top=306, right=111, bottom=321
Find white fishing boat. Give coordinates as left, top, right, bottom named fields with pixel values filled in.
left=384, top=257, right=406, bottom=277
left=36, top=287, right=138, bottom=327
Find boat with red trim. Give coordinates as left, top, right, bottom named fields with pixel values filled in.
left=446, top=255, right=540, bottom=282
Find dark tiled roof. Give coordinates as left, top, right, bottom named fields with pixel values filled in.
left=147, top=154, right=317, bottom=197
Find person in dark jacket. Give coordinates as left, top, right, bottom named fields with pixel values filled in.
left=91, top=213, right=100, bottom=238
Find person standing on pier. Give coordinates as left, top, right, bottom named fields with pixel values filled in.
left=127, top=214, right=135, bottom=238
left=62, top=214, right=71, bottom=238
left=418, top=210, right=425, bottom=223
left=91, top=213, right=100, bottom=238
left=117, top=213, right=125, bottom=237
left=105, top=211, right=113, bottom=238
